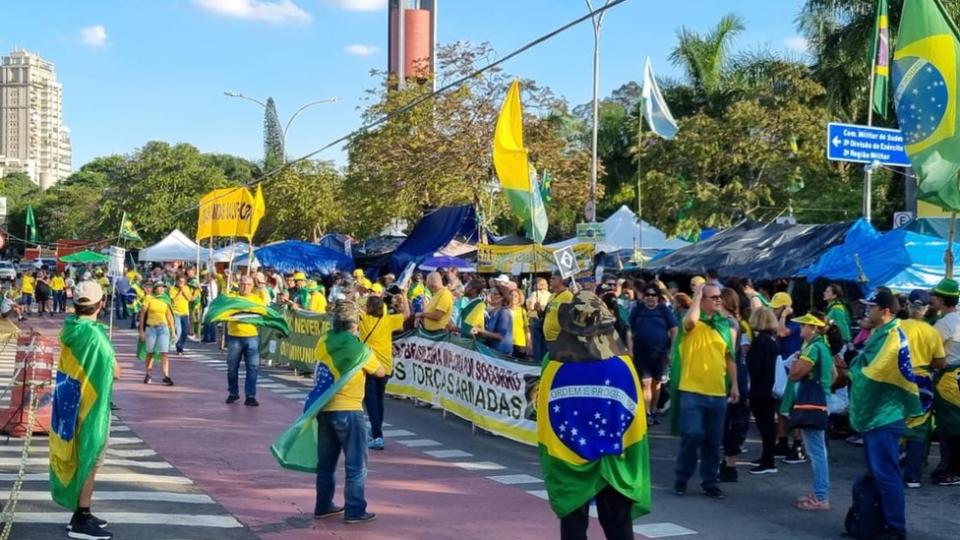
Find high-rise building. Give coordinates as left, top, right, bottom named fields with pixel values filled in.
left=0, top=49, right=72, bottom=190
left=388, top=0, right=437, bottom=86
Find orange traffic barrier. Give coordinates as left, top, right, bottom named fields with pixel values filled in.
left=0, top=334, right=56, bottom=437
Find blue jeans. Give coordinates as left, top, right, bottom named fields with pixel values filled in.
left=530, top=317, right=546, bottom=363
left=802, top=429, right=830, bottom=501
left=226, top=335, right=259, bottom=398
left=363, top=375, right=390, bottom=439
left=675, top=391, right=727, bottom=488
left=202, top=322, right=218, bottom=343
left=863, top=420, right=906, bottom=534
left=903, top=437, right=926, bottom=483
left=175, top=314, right=190, bottom=353
left=53, top=291, right=66, bottom=312
left=315, top=410, right=368, bottom=519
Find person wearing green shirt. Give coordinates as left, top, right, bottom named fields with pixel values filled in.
left=823, top=284, right=852, bottom=344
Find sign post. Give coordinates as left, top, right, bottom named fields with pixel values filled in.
left=576, top=223, right=605, bottom=243
left=826, top=122, right=910, bottom=167
left=553, top=245, right=580, bottom=280
left=107, top=246, right=125, bottom=339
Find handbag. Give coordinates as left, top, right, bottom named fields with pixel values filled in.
left=771, top=354, right=788, bottom=399
left=788, top=375, right=829, bottom=430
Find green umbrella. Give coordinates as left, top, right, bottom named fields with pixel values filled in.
left=59, top=250, right=110, bottom=264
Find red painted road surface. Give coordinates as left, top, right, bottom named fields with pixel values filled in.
left=27, top=315, right=634, bottom=540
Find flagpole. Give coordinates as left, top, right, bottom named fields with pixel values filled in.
left=863, top=9, right=879, bottom=224
left=948, top=211, right=957, bottom=279
left=636, top=102, right=644, bottom=268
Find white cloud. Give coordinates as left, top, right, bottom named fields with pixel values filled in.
left=325, top=0, right=386, bottom=11
left=194, top=0, right=312, bottom=25
left=783, top=36, right=810, bottom=53
left=344, top=44, right=378, bottom=56
left=79, top=25, right=108, bottom=48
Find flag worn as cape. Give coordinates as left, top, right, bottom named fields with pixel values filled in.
left=870, top=0, right=891, bottom=117
left=934, top=366, right=960, bottom=436
left=642, top=58, right=679, bottom=139
left=49, top=316, right=115, bottom=509
left=537, top=355, right=650, bottom=519
left=668, top=312, right=733, bottom=435
left=826, top=300, right=853, bottom=343
left=493, top=80, right=549, bottom=243
left=459, top=298, right=486, bottom=335
left=849, top=318, right=921, bottom=433
left=893, top=0, right=960, bottom=211
left=271, top=330, right=373, bottom=472
left=203, top=294, right=290, bottom=337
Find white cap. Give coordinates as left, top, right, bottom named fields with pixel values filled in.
left=493, top=274, right=510, bottom=284
left=74, top=281, right=104, bottom=306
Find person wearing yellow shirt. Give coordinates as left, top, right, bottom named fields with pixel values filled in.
left=50, top=272, right=66, bottom=314
left=360, top=294, right=410, bottom=450
left=508, top=287, right=531, bottom=359
left=307, top=281, right=328, bottom=313
left=225, top=276, right=265, bottom=406
left=170, top=274, right=195, bottom=355
left=139, top=282, right=176, bottom=386
left=543, top=271, right=574, bottom=344
left=19, top=271, right=35, bottom=315
left=415, top=271, right=452, bottom=333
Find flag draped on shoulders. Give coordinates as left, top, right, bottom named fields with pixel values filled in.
left=49, top=316, right=115, bottom=509
left=537, top=355, right=650, bottom=519
left=668, top=313, right=733, bottom=434
left=892, top=0, right=960, bottom=211
left=826, top=301, right=853, bottom=343
left=203, top=294, right=290, bottom=337
left=849, top=319, right=921, bottom=433
left=271, top=330, right=373, bottom=473
left=935, top=366, right=960, bottom=436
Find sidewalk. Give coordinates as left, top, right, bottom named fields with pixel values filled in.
left=26, top=314, right=628, bottom=540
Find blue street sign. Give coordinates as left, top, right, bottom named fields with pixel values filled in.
left=826, top=122, right=911, bottom=167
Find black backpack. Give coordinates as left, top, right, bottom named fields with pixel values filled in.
left=844, top=474, right=885, bottom=539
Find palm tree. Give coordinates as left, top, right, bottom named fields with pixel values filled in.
left=668, top=14, right=746, bottom=115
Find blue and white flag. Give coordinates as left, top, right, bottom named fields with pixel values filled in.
left=642, top=58, right=679, bottom=140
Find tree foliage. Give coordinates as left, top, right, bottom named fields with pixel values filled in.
left=263, top=97, right=285, bottom=168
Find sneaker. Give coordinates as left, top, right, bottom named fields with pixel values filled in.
left=749, top=464, right=778, bottom=475
left=162, top=377, right=174, bottom=386
left=650, top=414, right=660, bottom=426
left=143, top=374, right=151, bottom=385
left=344, top=512, right=377, bottom=524
left=109, top=402, right=120, bottom=411
left=673, top=481, right=687, bottom=496
left=702, top=485, right=726, bottom=499
left=314, top=505, right=345, bottom=519
left=774, top=442, right=790, bottom=456
left=718, top=465, right=738, bottom=483
left=936, top=474, right=960, bottom=486
left=244, top=397, right=259, bottom=407
left=846, top=435, right=864, bottom=447
left=67, top=517, right=113, bottom=539
left=67, top=513, right=108, bottom=530
left=905, top=479, right=921, bottom=489
left=874, top=529, right=907, bottom=540
left=783, top=447, right=807, bottom=464
left=187, top=335, right=200, bottom=342
left=930, top=463, right=948, bottom=482
left=225, top=395, right=240, bottom=404
left=368, top=437, right=385, bottom=450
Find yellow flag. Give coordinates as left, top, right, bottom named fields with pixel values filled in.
left=252, top=183, right=266, bottom=238
left=197, top=187, right=258, bottom=241
left=493, top=80, right=531, bottom=192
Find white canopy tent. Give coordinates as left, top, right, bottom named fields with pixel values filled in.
left=549, top=205, right=691, bottom=253
left=138, top=229, right=205, bottom=262
left=209, top=242, right=253, bottom=263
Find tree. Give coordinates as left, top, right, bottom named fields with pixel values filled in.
left=669, top=14, right=748, bottom=116
left=257, top=160, right=346, bottom=242
left=263, top=97, right=285, bottom=167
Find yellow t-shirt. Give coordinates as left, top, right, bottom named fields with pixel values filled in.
left=309, top=291, right=327, bottom=314
left=543, top=289, right=574, bottom=342
left=21, top=275, right=34, bottom=295
left=423, top=287, right=453, bottom=331
left=170, top=286, right=192, bottom=315
left=678, top=321, right=730, bottom=397
left=462, top=300, right=486, bottom=331
left=142, top=295, right=172, bottom=327
left=227, top=293, right=265, bottom=338
left=511, top=306, right=527, bottom=348
left=901, top=318, right=945, bottom=377
left=324, top=354, right=382, bottom=412
left=359, top=312, right=405, bottom=374
left=50, top=276, right=65, bottom=291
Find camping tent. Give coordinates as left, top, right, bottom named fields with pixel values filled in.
left=646, top=219, right=856, bottom=280
left=209, top=242, right=253, bottom=263
left=59, top=250, right=109, bottom=264
left=236, top=241, right=354, bottom=275
left=549, top=206, right=691, bottom=254
left=138, top=230, right=204, bottom=262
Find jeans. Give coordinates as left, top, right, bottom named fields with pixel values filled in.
left=53, top=291, right=66, bottom=312
left=144, top=325, right=171, bottom=354
left=559, top=485, right=633, bottom=540
left=175, top=314, right=189, bottom=353
left=226, top=335, right=259, bottom=398
left=863, top=420, right=906, bottom=534
left=202, top=322, right=218, bottom=343
left=530, top=317, right=546, bottom=363
left=115, top=293, right=128, bottom=320
left=315, top=410, right=368, bottom=520
left=802, top=429, right=830, bottom=501
left=723, top=400, right=749, bottom=457
left=750, top=394, right=778, bottom=467
left=363, top=375, right=390, bottom=439
left=675, top=391, right=727, bottom=488
left=903, top=438, right=926, bottom=483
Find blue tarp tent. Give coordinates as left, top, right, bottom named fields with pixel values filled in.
left=236, top=240, right=354, bottom=275
left=388, top=205, right=479, bottom=274
left=797, top=219, right=879, bottom=281
left=800, top=226, right=959, bottom=293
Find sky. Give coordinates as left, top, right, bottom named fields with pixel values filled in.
left=2, top=0, right=809, bottom=169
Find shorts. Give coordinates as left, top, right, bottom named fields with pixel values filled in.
left=634, top=353, right=668, bottom=382
left=19, top=294, right=33, bottom=306
left=145, top=325, right=171, bottom=354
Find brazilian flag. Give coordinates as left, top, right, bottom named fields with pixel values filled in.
left=203, top=294, right=290, bottom=337
left=849, top=319, right=921, bottom=433
left=934, top=366, right=960, bottom=436
left=893, top=0, right=960, bottom=211
left=49, top=316, right=115, bottom=509
left=271, top=330, right=373, bottom=472
left=537, top=355, right=651, bottom=519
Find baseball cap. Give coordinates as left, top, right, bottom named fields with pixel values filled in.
left=82, top=271, right=92, bottom=280
left=293, top=272, right=307, bottom=281
left=909, top=289, right=932, bottom=306
left=493, top=274, right=511, bottom=284
left=690, top=276, right=706, bottom=287
left=75, top=281, right=104, bottom=306
left=860, top=290, right=900, bottom=313
left=770, top=292, right=793, bottom=309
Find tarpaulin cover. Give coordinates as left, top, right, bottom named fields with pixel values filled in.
left=800, top=226, right=960, bottom=293
left=797, top=219, right=879, bottom=280
left=904, top=218, right=953, bottom=239
left=646, top=220, right=855, bottom=280
left=237, top=241, right=354, bottom=275
left=389, top=205, right=478, bottom=274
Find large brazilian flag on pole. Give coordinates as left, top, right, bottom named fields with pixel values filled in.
left=49, top=317, right=115, bottom=509
left=893, top=0, right=960, bottom=211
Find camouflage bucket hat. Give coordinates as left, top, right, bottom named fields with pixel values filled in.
left=332, top=299, right=361, bottom=324
left=547, top=290, right=627, bottom=362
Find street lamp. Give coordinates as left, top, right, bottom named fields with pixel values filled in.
left=223, top=91, right=339, bottom=164
left=585, top=0, right=612, bottom=223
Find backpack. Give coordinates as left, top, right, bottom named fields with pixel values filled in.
left=844, top=474, right=885, bottom=539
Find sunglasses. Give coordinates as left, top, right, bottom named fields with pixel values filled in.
left=644, top=292, right=659, bottom=297
left=706, top=295, right=723, bottom=300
